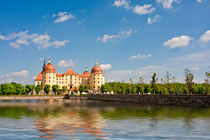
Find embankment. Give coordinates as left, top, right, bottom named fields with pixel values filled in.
left=87, top=94, right=210, bottom=107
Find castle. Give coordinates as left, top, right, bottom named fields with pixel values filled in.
left=35, top=57, right=105, bottom=92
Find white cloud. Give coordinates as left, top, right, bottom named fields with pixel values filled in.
left=57, top=59, right=76, bottom=68
left=147, top=15, right=161, bottom=24
left=0, top=70, right=30, bottom=85
left=156, top=0, right=180, bottom=9
left=129, top=54, right=152, bottom=60
left=196, top=0, right=202, bottom=3
left=200, top=30, right=210, bottom=43
left=53, top=12, right=74, bottom=23
left=100, top=64, right=112, bottom=71
left=163, top=35, right=193, bottom=48
left=192, top=67, right=200, bottom=71
left=0, top=31, right=70, bottom=49
left=51, top=40, right=70, bottom=48
left=97, top=29, right=136, bottom=42
left=133, top=4, right=156, bottom=15
left=113, top=0, right=130, bottom=9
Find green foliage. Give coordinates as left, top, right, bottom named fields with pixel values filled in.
left=25, top=85, right=35, bottom=92
left=1, top=84, right=16, bottom=95
left=74, top=87, right=78, bottom=93
left=62, top=86, right=67, bottom=92
left=185, top=69, right=194, bottom=94
left=84, top=85, right=89, bottom=92
left=44, top=85, right=51, bottom=94
left=144, top=84, right=151, bottom=93
left=35, top=84, right=41, bottom=93
left=79, top=85, right=84, bottom=93
left=151, top=73, right=158, bottom=94
left=52, top=85, right=59, bottom=93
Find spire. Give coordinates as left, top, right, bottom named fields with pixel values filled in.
left=43, top=57, right=46, bottom=66
left=48, top=56, right=51, bottom=64
left=85, top=66, right=88, bottom=72
left=96, top=60, right=98, bottom=66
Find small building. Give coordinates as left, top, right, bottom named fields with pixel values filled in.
left=35, top=57, right=105, bottom=92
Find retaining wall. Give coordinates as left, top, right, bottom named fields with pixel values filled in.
left=87, top=94, right=210, bottom=107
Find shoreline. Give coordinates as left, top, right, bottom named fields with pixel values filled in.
left=0, top=94, right=210, bottom=107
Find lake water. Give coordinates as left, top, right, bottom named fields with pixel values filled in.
left=0, top=99, right=210, bottom=140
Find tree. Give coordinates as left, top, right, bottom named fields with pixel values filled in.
left=165, top=71, right=171, bottom=94
left=52, top=85, right=59, bottom=94
left=138, top=75, right=145, bottom=94
left=74, top=87, right=78, bottom=93
left=35, top=84, right=41, bottom=94
left=132, top=85, right=137, bottom=94
left=151, top=73, right=158, bottom=94
left=84, top=85, right=89, bottom=92
left=1, top=84, right=16, bottom=95
left=185, top=69, right=194, bottom=94
left=0, top=85, right=1, bottom=95
left=15, top=84, right=25, bottom=95
left=62, top=86, right=67, bottom=92
left=25, top=85, right=35, bottom=93
left=79, top=85, right=84, bottom=93
left=44, top=85, right=51, bottom=94
left=144, top=84, right=151, bottom=94
left=205, top=71, right=210, bottom=94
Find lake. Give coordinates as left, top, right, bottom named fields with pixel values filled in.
left=0, top=99, right=210, bottom=140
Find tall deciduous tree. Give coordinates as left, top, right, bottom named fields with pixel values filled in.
left=185, top=69, right=194, bottom=94
left=151, top=73, right=158, bottom=95
left=84, top=85, right=89, bottom=92
left=79, top=85, right=84, bottom=93
left=205, top=71, right=210, bottom=94
left=165, top=71, right=171, bottom=94
left=44, top=85, right=51, bottom=94
left=52, top=85, right=59, bottom=94
left=35, top=84, right=41, bottom=94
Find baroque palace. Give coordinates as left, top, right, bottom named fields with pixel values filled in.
left=35, top=57, right=105, bottom=92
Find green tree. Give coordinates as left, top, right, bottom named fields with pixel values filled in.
left=185, top=69, right=194, bottom=94
left=132, top=85, right=137, bottom=94
left=165, top=71, right=172, bottom=94
left=52, top=85, right=59, bottom=94
left=35, top=84, right=41, bottom=94
left=62, top=86, right=67, bottom=92
left=25, top=85, right=35, bottom=93
left=144, top=84, right=151, bottom=94
left=79, top=85, right=84, bottom=93
left=151, top=73, right=158, bottom=94
left=205, top=72, right=210, bottom=94
left=1, top=84, right=16, bottom=95
left=74, top=87, right=78, bottom=93
left=0, top=85, right=1, bottom=95
left=84, top=85, right=89, bottom=92
left=44, top=85, right=51, bottom=94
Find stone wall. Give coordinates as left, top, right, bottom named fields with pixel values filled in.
left=87, top=94, right=210, bottom=107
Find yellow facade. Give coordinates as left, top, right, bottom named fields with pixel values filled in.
left=35, top=57, right=105, bottom=92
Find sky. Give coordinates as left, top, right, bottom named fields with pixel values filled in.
left=0, top=0, right=210, bottom=85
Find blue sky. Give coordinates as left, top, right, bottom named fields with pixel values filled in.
left=0, top=0, right=210, bottom=84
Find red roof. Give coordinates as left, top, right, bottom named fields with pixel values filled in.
left=91, top=66, right=103, bottom=74
left=78, top=71, right=91, bottom=78
left=43, top=63, right=56, bottom=73
left=56, top=73, right=64, bottom=77
left=64, top=68, right=78, bottom=75
left=35, top=72, right=42, bottom=81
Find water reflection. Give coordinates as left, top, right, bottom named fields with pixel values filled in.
left=0, top=99, right=210, bottom=139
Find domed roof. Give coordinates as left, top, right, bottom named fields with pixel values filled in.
left=91, top=66, right=103, bottom=74
left=43, top=63, right=56, bottom=73
left=35, top=72, right=42, bottom=81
